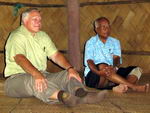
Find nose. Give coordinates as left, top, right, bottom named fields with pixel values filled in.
left=103, top=26, right=110, bottom=32
left=35, top=20, right=41, bottom=25
left=104, top=26, right=109, bottom=30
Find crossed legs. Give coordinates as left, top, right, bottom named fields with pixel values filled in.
left=4, top=71, right=108, bottom=107
left=98, top=64, right=149, bottom=92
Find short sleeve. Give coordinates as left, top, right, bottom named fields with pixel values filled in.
left=6, top=33, right=26, bottom=62
left=42, top=33, right=58, bottom=57
left=113, top=39, right=122, bottom=64
left=113, top=40, right=121, bottom=57
left=84, top=40, right=94, bottom=66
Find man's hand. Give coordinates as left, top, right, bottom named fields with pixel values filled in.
left=101, top=66, right=115, bottom=77
left=67, top=68, right=82, bottom=83
left=34, top=74, right=48, bottom=92
left=113, top=66, right=119, bottom=73
left=14, top=54, right=48, bottom=92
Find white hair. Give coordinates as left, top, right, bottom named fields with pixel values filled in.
left=21, top=8, right=40, bottom=24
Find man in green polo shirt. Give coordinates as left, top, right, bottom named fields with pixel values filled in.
left=4, top=8, right=107, bottom=107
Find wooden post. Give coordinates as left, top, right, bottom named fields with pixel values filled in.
left=67, top=0, right=81, bottom=71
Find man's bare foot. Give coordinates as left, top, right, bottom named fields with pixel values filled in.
left=112, top=84, right=128, bottom=93
left=133, top=83, right=149, bottom=92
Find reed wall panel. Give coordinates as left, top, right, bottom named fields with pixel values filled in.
left=0, top=0, right=150, bottom=74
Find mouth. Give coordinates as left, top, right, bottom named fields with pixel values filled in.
left=103, top=33, right=109, bottom=35
left=34, top=26, right=41, bottom=29
left=34, top=26, right=40, bottom=27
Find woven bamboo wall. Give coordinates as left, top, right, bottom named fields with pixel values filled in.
left=79, top=1, right=150, bottom=74
left=0, top=0, right=150, bottom=74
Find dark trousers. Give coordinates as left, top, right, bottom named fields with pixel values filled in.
left=85, top=66, right=137, bottom=90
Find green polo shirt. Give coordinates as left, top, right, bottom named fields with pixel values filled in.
left=4, top=25, right=58, bottom=77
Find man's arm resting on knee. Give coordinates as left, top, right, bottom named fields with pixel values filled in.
left=113, top=55, right=121, bottom=71
left=49, top=51, right=82, bottom=82
left=14, top=54, right=47, bottom=92
left=87, top=60, right=109, bottom=77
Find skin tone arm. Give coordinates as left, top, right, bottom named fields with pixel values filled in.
left=87, top=59, right=110, bottom=77
left=113, top=55, right=120, bottom=67
left=14, top=51, right=82, bottom=92
left=87, top=60, right=99, bottom=74
left=49, top=51, right=82, bottom=82
left=14, top=54, right=48, bottom=92
left=48, top=51, right=82, bottom=100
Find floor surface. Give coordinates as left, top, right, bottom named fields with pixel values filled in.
left=0, top=74, right=150, bottom=113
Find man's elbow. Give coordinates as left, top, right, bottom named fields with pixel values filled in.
left=14, top=54, right=26, bottom=64
left=49, top=51, right=61, bottom=63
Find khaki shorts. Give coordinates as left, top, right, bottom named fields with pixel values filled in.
left=4, top=70, right=84, bottom=103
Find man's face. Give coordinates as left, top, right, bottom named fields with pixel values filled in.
left=96, top=20, right=111, bottom=39
left=24, top=11, right=41, bottom=33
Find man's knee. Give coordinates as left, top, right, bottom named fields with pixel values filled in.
left=97, top=63, right=109, bottom=71
left=129, top=67, right=142, bottom=80
left=4, top=74, right=33, bottom=97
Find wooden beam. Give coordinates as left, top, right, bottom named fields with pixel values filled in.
left=0, top=1, right=65, bottom=8
left=80, top=0, right=150, bottom=7
left=1, top=50, right=150, bottom=56
left=0, top=0, right=150, bottom=8
left=67, top=0, right=81, bottom=71
left=59, top=50, right=150, bottom=56
left=122, top=50, right=150, bottom=55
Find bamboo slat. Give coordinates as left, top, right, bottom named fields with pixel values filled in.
left=0, top=1, right=150, bottom=73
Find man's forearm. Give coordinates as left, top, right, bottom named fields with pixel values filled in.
left=50, top=51, right=82, bottom=82
left=87, top=60, right=100, bottom=75
left=113, top=55, right=120, bottom=67
left=50, top=51, right=72, bottom=70
left=14, top=54, right=42, bottom=77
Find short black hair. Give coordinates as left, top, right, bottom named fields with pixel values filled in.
left=93, top=17, right=110, bottom=29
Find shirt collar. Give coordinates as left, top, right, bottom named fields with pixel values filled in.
left=96, top=34, right=110, bottom=44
